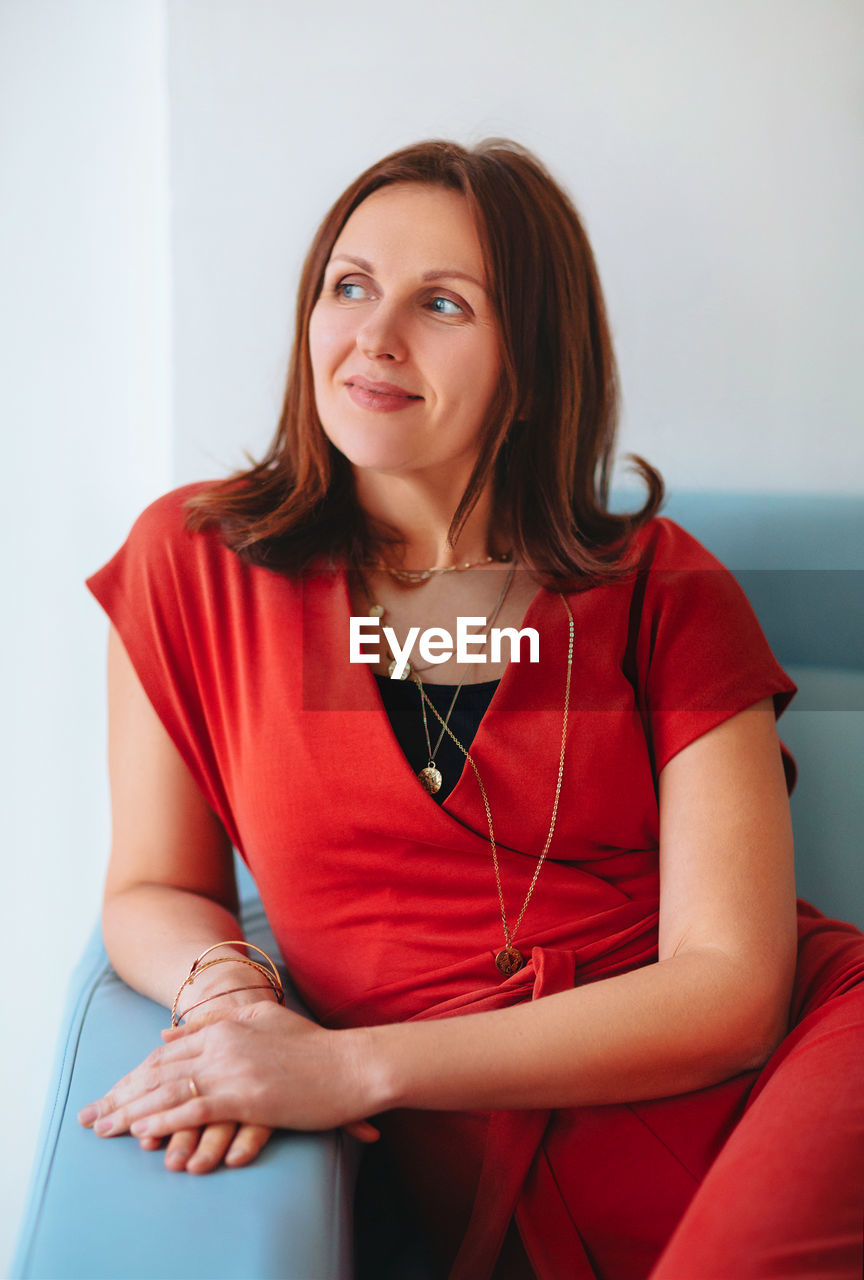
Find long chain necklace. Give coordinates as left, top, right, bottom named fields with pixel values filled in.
left=412, top=565, right=516, bottom=795
left=418, top=593, right=575, bottom=976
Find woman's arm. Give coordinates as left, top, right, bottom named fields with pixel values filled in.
left=81, top=625, right=281, bottom=1171
left=356, top=695, right=798, bottom=1114
left=100, top=622, right=266, bottom=1012
left=81, top=627, right=379, bottom=1162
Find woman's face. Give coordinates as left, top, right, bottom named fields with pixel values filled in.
left=308, top=182, right=502, bottom=485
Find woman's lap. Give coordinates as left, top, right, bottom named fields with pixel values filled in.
left=649, top=983, right=864, bottom=1279
left=357, top=910, right=864, bottom=1279
left=518, top=918, right=864, bottom=1280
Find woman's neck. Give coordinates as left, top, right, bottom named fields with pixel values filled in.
left=353, top=469, right=503, bottom=570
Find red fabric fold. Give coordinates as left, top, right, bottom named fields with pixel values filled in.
left=448, top=950, right=579, bottom=1280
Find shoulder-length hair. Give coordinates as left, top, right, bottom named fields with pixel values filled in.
left=184, top=137, right=663, bottom=587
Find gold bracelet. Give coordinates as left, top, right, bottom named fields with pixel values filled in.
left=187, top=956, right=283, bottom=995
left=175, top=982, right=278, bottom=1025
left=171, top=955, right=284, bottom=1026
left=171, top=940, right=285, bottom=1027
left=171, top=958, right=281, bottom=1026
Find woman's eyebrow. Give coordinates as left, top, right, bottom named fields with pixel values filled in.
left=328, top=253, right=487, bottom=292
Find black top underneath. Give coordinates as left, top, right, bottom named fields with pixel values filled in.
left=374, top=674, right=500, bottom=804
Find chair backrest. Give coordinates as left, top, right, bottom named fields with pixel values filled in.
left=630, top=490, right=864, bottom=927
left=651, top=491, right=863, bottom=671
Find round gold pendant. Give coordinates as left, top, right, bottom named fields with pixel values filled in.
left=387, top=658, right=412, bottom=680
left=418, top=765, right=442, bottom=795
left=495, top=946, right=526, bottom=976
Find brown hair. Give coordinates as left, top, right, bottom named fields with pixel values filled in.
left=185, top=137, right=663, bottom=586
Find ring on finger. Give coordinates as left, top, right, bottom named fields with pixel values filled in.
left=188, top=1077, right=201, bottom=1098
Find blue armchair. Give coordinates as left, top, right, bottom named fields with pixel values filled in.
left=13, top=492, right=863, bottom=1280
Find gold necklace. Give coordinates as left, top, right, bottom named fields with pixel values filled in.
left=375, top=550, right=512, bottom=586
left=412, top=565, right=516, bottom=795
left=359, top=563, right=515, bottom=682
left=419, top=593, right=574, bottom=976
left=357, top=575, right=435, bottom=678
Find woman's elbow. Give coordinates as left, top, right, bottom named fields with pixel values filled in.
left=740, top=1005, right=793, bottom=1072
left=690, top=948, right=796, bottom=1079
left=731, top=971, right=795, bottom=1073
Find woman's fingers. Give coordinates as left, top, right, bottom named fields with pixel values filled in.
left=87, top=1076, right=209, bottom=1137
left=79, top=1038, right=199, bottom=1129
left=147, top=1122, right=273, bottom=1172
left=182, top=1122, right=238, bottom=1174
left=344, top=1119, right=381, bottom=1143
left=128, top=1095, right=211, bottom=1138
left=80, top=1011, right=251, bottom=1130
left=163, top=1126, right=204, bottom=1170
left=146, top=1123, right=274, bottom=1172
left=224, top=1124, right=273, bottom=1167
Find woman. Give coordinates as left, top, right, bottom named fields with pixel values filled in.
left=79, top=139, right=864, bottom=1279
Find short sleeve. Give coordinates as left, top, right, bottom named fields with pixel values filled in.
left=85, top=483, right=242, bottom=847
left=634, top=518, right=798, bottom=793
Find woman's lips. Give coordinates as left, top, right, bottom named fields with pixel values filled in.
left=345, top=379, right=423, bottom=413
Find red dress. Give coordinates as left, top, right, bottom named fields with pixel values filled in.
left=86, top=483, right=864, bottom=1279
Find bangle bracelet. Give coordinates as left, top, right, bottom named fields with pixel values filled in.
left=171, top=940, right=285, bottom=1027
left=171, top=958, right=281, bottom=1025
left=187, top=956, right=282, bottom=996
left=175, top=983, right=278, bottom=1025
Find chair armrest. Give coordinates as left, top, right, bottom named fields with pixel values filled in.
left=12, top=900, right=358, bottom=1280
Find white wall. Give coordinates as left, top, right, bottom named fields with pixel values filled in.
left=3, top=0, right=861, bottom=1273
left=1, top=0, right=171, bottom=1271
left=165, top=0, right=864, bottom=493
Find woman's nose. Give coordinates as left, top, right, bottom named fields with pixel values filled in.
left=355, top=302, right=408, bottom=362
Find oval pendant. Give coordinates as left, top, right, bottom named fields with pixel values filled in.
left=418, top=765, right=442, bottom=795
left=495, top=946, right=526, bottom=977
left=387, top=658, right=412, bottom=680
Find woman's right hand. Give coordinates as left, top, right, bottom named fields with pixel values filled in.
left=137, top=1118, right=273, bottom=1173
left=139, top=1114, right=379, bottom=1173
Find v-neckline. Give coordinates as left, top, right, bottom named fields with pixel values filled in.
left=335, top=567, right=553, bottom=825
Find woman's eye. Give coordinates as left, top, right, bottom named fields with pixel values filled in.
left=335, top=280, right=368, bottom=301
left=428, top=295, right=464, bottom=317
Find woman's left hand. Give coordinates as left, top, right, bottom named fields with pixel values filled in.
left=78, top=1001, right=381, bottom=1146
